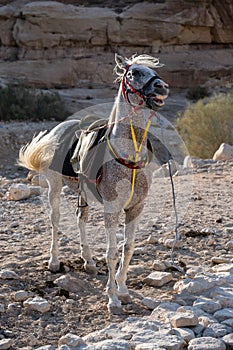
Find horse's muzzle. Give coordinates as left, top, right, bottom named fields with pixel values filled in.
left=145, top=78, right=169, bottom=109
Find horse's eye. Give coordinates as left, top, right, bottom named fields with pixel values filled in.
left=126, top=71, right=134, bottom=80
left=127, top=69, right=141, bottom=80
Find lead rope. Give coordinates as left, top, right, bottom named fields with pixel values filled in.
left=157, top=115, right=187, bottom=275
left=123, top=114, right=152, bottom=209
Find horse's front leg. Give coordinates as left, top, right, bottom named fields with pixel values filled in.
left=77, top=197, right=97, bottom=274
left=116, top=202, right=144, bottom=304
left=104, top=210, right=122, bottom=314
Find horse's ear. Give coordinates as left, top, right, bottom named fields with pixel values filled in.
left=115, top=53, right=128, bottom=69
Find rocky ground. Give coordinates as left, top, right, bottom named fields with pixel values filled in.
left=0, top=120, right=233, bottom=350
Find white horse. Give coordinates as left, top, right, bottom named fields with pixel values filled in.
left=18, top=54, right=169, bottom=314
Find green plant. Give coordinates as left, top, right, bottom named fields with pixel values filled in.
left=186, top=86, right=210, bottom=102
left=176, top=91, right=233, bottom=158
left=0, top=85, right=70, bottom=121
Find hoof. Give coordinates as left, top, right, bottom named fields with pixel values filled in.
left=84, top=263, right=97, bottom=275
left=118, top=293, right=132, bottom=305
left=48, top=261, right=60, bottom=273
left=108, top=303, right=123, bottom=315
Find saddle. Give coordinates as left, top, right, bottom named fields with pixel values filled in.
left=71, top=115, right=108, bottom=202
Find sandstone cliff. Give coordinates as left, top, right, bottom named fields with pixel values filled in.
left=0, top=0, right=232, bottom=90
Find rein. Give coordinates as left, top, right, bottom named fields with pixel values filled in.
left=107, top=66, right=156, bottom=208
left=123, top=115, right=152, bottom=208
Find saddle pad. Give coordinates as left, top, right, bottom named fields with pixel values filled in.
left=49, top=120, right=81, bottom=177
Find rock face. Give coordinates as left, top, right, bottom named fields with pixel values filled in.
left=0, top=0, right=232, bottom=89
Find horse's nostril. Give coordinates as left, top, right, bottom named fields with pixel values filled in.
left=154, top=79, right=168, bottom=90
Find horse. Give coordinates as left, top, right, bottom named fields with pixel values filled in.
left=18, top=53, right=169, bottom=314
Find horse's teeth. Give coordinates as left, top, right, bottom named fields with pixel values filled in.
left=155, top=95, right=167, bottom=100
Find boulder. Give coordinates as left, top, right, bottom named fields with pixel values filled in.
left=213, top=143, right=233, bottom=161
left=6, top=183, right=31, bottom=201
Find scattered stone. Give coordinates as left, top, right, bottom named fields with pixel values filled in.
left=222, top=319, right=233, bottom=327
left=121, top=318, right=159, bottom=335
left=54, top=274, right=87, bottom=293
left=188, top=336, right=226, bottom=350
left=226, top=240, right=233, bottom=249
left=35, top=346, right=55, bottom=350
left=144, top=271, right=172, bottom=287
left=174, top=274, right=217, bottom=294
left=88, top=339, right=130, bottom=350
left=198, top=315, right=217, bottom=327
left=193, top=297, right=221, bottom=314
left=192, top=323, right=205, bottom=336
left=59, top=237, right=69, bottom=246
left=58, top=333, right=85, bottom=348
left=14, top=290, right=33, bottom=302
left=170, top=311, right=198, bottom=328
left=211, top=256, right=232, bottom=264
left=211, top=263, right=233, bottom=273
left=222, top=333, right=233, bottom=347
left=183, top=156, right=216, bottom=168
left=225, top=227, right=233, bottom=235
left=171, top=328, right=195, bottom=342
left=134, top=247, right=146, bottom=255
left=128, top=264, right=147, bottom=276
left=163, top=238, right=183, bottom=249
left=214, top=308, right=233, bottom=322
left=23, top=296, right=50, bottom=313
left=6, top=183, right=31, bottom=201
left=0, top=269, right=19, bottom=280
left=0, top=339, right=13, bottom=350
left=29, top=186, right=41, bottom=195
left=141, top=297, right=160, bottom=310
left=135, top=345, right=166, bottom=350
left=7, top=302, right=22, bottom=314
left=151, top=302, right=181, bottom=316
left=213, top=143, right=233, bottom=161
left=0, top=304, right=5, bottom=313
left=203, top=322, right=232, bottom=337
left=152, top=260, right=167, bottom=271
left=132, top=331, right=185, bottom=350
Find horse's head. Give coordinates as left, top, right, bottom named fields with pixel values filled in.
left=115, top=53, right=169, bottom=111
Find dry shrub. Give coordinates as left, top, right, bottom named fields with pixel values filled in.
left=0, top=85, right=70, bottom=121
left=176, top=91, right=233, bottom=158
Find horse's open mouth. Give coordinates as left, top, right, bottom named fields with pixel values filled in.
left=147, top=94, right=168, bottom=108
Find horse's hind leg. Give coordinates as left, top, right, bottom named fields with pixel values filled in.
left=116, top=203, right=144, bottom=304
left=46, top=170, right=63, bottom=272
left=76, top=197, right=97, bottom=274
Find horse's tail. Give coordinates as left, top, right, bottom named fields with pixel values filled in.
left=18, top=131, right=58, bottom=173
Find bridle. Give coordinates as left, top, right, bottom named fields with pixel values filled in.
left=121, top=66, right=160, bottom=107
left=107, top=65, right=157, bottom=208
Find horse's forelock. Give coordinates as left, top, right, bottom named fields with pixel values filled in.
left=114, top=54, right=163, bottom=82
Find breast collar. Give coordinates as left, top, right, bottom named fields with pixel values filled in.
left=106, top=133, right=153, bottom=170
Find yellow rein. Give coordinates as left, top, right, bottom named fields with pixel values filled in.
left=123, top=118, right=151, bottom=208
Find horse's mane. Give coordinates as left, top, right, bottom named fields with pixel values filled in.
left=114, top=54, right=164, bottom=82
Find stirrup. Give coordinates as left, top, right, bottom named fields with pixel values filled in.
left=76, top=189, right=88, bottom=209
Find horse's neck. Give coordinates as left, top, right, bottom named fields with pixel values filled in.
left=109, top=86, right=149, bottom=157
